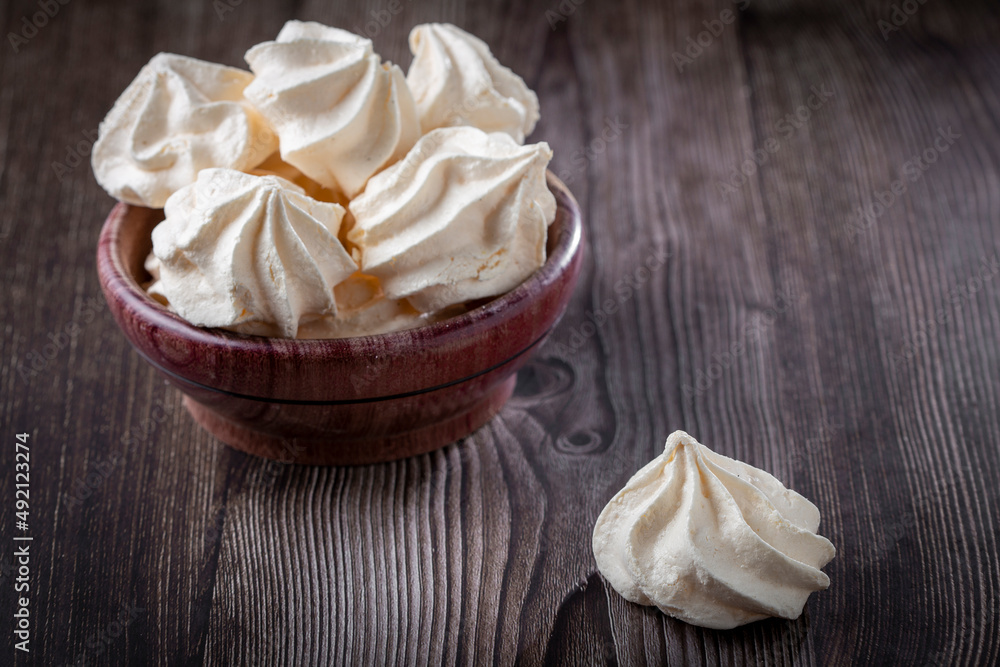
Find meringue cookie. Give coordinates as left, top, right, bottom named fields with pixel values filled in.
left=144, top=252, right=161, bottom=282
left=244, top=20, right=419, bottom=199
left=146, top=260, right=421, bottom=339
left=593, top=431, right=836, bottom=630
left=150, top=168, right=357, bottom=338
left=248, top=152, right=346, bottom=205
left=406, top=23, right=540, bottom=143
left=92, top=53, right=277, bottom=208
left=297, top=274, right=426, bottom=338
left=347, top=127, right=555, bottom=313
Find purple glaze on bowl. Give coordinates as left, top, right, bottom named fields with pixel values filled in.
left=96, top=172, right=584, bottom=465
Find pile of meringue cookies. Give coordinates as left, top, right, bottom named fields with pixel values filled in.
left=92, top=21, right=555, bottom=338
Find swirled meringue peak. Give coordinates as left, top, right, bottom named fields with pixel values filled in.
left=243, top=20, right=420, bottom=199
left=150, top=168, right=358, bottom=338
left=347, top=127, right=555, bottom=313
left=92, top=53, right=277, bottom=208
left=593, top=431, right=836, bottom=630
left=406, top=23, right=540, bottom=143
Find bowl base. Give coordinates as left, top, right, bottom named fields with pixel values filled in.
left=182, top=375, right=516, bottom=465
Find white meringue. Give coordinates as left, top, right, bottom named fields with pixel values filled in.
left=150, top=168, right=357, bottom=338
left=92, top=53, right=277, bottom=208
left=297, top=274, right=426, bottom=339
left=243, top=20, right=419, bottom=199
left=347, top=127, right=555, bottom=313
left=405, top=23, right=540, bottom=143
left=248, top=152, right=345, bottom=205
left=593, top=431, right=836, bottom=630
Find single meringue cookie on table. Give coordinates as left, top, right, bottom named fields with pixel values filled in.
left=593, top=430, right=836, bottom=630
left=243, top=20, right=420, bottom=199
left=406, top=23, right=540, bottom=143
left=347, top=126, right=556, bottom=314
left=149, top=168, right=358, bottom=338
left=91, top=53, right=278, bottom=208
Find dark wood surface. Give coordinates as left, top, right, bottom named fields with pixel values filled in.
left=2, top=0, right=999, bottom=664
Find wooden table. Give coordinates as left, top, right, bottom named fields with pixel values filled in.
left=2, top=0, right=999, bottom=663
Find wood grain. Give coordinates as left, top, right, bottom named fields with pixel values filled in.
left=2, top=0, right=999, bottom=664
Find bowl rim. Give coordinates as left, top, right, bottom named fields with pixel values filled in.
left=97, top=171, right=583, bottom=394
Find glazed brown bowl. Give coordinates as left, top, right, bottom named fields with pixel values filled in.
left=96, top=173, right=583, bottom=465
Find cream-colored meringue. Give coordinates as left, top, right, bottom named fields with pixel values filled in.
left=144, top=252, right=161, bottom=282
left=347, top=127, right=555, bottom=313
left=248, top=152, right=346, bottom=206
left=150, top=168, right=357, bottom=338
left=146, top=261, right=423, bottom=339
left=143, top=252, right=169, bottom=306
left=406, top=23, right=540, bottom=143
left=243, top=20, right=419, bottom=199
left=92, top=53, right=277, bottom=208
left=593, top=431, right=836, bottom=630
left=297, top=279, right=426, bottom=338
left=296, top=300, right=424, bottom=338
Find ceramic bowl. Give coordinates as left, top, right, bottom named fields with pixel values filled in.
left=96, top=173, right=583, bottom=465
